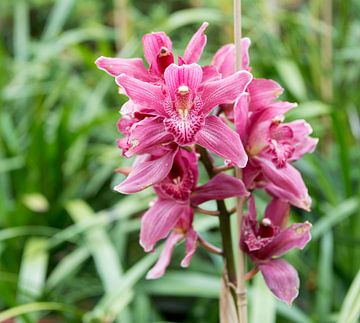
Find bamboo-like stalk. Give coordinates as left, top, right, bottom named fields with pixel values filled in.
left=234, top=0, right=248, bottom=322
left=197, top=146, right=237, bottom=286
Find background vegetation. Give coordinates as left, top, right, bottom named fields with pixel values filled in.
left=0, top=0, right=359, bottom=322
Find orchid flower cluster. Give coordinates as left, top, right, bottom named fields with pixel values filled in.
left=96, top=22, right=318, bottom=305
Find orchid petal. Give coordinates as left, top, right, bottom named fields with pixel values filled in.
left=95, top=56, right=153, bottom=81
left=164, top=63, right=203, bottom=97
left=264, top=198, right=290, bottom=228
left=181, top=227, right=198, bottom=267
left=124, top=117, right=173, bottom=157
left=146, top=232, right=183, bottom=279
left=140, top=199, right=187, bottom=252
left=142, top=32, right=173, bottom=75
left=196, top=115, right=248, bottom=167
left=259, top=259, right=300, bottom=305
left=201, top=70, right=252, bottom=114
left=202, top=65, right=221, bottom=82
left=287, top=120, right=318, bottom=161
left=256, top=157, right=311, bottom=211
left=211, top=38, right=251, bottom=77
left=191, top=173, right=249, bottom=206
left=114, top=148, right=178, bottom=194
left=248, top=78, right=283, bottom=111
left=183, top=22, right=208, bottom=64
left=257, top=222, right=312, bottom=258
left=116, top=74, right=164, bottom=115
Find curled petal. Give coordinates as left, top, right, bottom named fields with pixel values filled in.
left=196, top=115, right=248, bottom=167
left=95, top=56, right=153, bottom=81
left=124, top=117, right=173, bottom=157
left=265, top=198, right=290, bottom=228
left=287, top=120, right=318, bottom=161
left=202, top=65, right=221, bottom=82
left=183, top=22, right=208, bottom=64
left=256, top=157, right=311, bottom=211
left=248, top=78, right=283, bottom=111
left=140, top=199, right=187, bottom=252
left=255, top=222, right=312, bottom=259
left=146, top=232, right=183, bottom=279
left=116, top=74, right=164, bottom=115
left=211, top=38, right=251, bottom=77
left=259, top=259, right=300, bottom=305
left=142, top=32, right=173, bottom=75
left=164, top=63, right=203, bottom=97
left=181, top=227, right=198, bottom=267
left=114, top=148, right=178, bottom=194
left=191, top=173, right=249, bottom=206
left=201, top=70, right=253, bottom=114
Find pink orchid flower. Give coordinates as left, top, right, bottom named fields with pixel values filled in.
left=115, top=63, right=252, bottom=167
left=234, top=94, right=318, bottom=210
left=141, top=149, right=249, bottom=279
left=240, top=196, right=312, bottom=305
left=95, top=22, right=209, bottom=82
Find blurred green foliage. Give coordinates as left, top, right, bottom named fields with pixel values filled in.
left=0, top=0, right=359, bottom=322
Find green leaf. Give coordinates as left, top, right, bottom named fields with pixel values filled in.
left=13, top=0, right=29, bottom=62
left=312, top=198, right=359, bottom=240
left=143, top=271, right=220, bottom=298
left=65, top=200, right=131, bottom=322
left=46, top=247, right=90, bottom=290
left=286, top=101, right=331, bottom=120
left=0, top=302, right=82, bottom=322
left=16, top=238, right=49, bottom=322
left=276, top=302, right=312, bottom=323
left=42, top=0, right=75, bottom=40
left=337, top=270, right=360, bottom=323
left=65, top=200, right=124, bottom=293
left=250, top=274, right=276, bottom=323
left=90, top=252, right=158, bottom=320
left=316, top=232, right=333, bottom=321
left=276, top=59, right=307, bottom=101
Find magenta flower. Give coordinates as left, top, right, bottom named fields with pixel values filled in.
left=115, top=63, right=252, bottom=166
left=234, top=95, right=318, bottom=210
left=95, top=22, right=209, bottom=82
left=241, top=196, right=312, bottom=304
left=141, top=149, right=249, bottom=278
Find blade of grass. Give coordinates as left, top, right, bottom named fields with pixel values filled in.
left=143, top=271, right=220, bottom=298
left=16, top=238, right=49, bottom=322
left=42, top=0, right=75, bottom=40
left=250, top=274, right=276, bottom=323
left=66, top=200, right=131, bottom=322
left=0, top=302, right=83, bottom=321
left=13, top=0, right=29, bottom=62
left=316, top=231, right=334, bottom=322
left=312, top=198, right=359, bottom=240
left=337, top=270, right=360, bottom=323
left=46, top=247, right=90, bottom=290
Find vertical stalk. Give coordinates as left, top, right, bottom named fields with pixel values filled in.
left=234, top=0, right=248, bottom=322
left=197, top=147, right=237, bottom=285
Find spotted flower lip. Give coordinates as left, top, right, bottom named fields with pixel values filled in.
left=139, top=149, right=249, bottom=278
left=115, top=63, right=252, bottom=167
left=95, top=22, right=209, bottom=82
left=241, top=196, right=312, bottom=305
